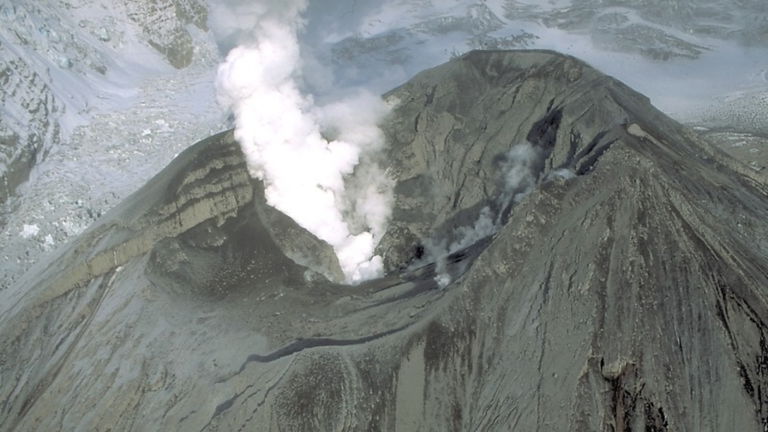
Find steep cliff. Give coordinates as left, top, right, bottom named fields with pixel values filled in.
left=0, top=44, right=62, bottom=206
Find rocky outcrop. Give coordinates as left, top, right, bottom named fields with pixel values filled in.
left=0, top=42, right=62, bottom=207
left=124, top=0, right=209, bottom=69
left=1, top=50, right=767, bottom=431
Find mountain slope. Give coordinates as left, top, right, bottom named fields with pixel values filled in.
left=1, top=50, right=767, bottom=431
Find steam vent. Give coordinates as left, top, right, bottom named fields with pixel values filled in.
left=2, top=50, right=768, bottom=431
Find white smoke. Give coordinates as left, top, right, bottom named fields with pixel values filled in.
left=430, top=142, right=543, bottom=287
left=498, top=143, right=542, bottom=206
left=214, top=0, right=392, bottom=283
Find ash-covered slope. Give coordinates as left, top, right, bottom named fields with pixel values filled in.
left=2, top=50, right=768, bottom=431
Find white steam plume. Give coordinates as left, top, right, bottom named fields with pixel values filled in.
left=430, top=142, right=543, bottom=287
left=214, top=1, right=392, bottom=283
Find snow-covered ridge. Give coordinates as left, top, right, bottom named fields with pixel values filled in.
left=302, top=0, right=767, bottom=117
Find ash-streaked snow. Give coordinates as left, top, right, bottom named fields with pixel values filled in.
left=0, top=0, right=225, bottom=289
left=0, top=62, right=227, bottom=289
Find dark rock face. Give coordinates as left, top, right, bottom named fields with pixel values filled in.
left=124, top=0, right=209, bottom=69
left=0, top=47, right=62, bottom=207
left=377, top=50, right=649, bottom=270
left=1, top=50, right=767, bottom=431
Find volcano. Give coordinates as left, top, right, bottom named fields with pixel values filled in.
left=1, top=50, right=767, bottom=431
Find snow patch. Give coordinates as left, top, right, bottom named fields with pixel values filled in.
left=20, top=224, right=39, bottom=239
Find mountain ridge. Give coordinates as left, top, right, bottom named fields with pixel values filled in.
left=1, top=49, right=767, bottom=431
